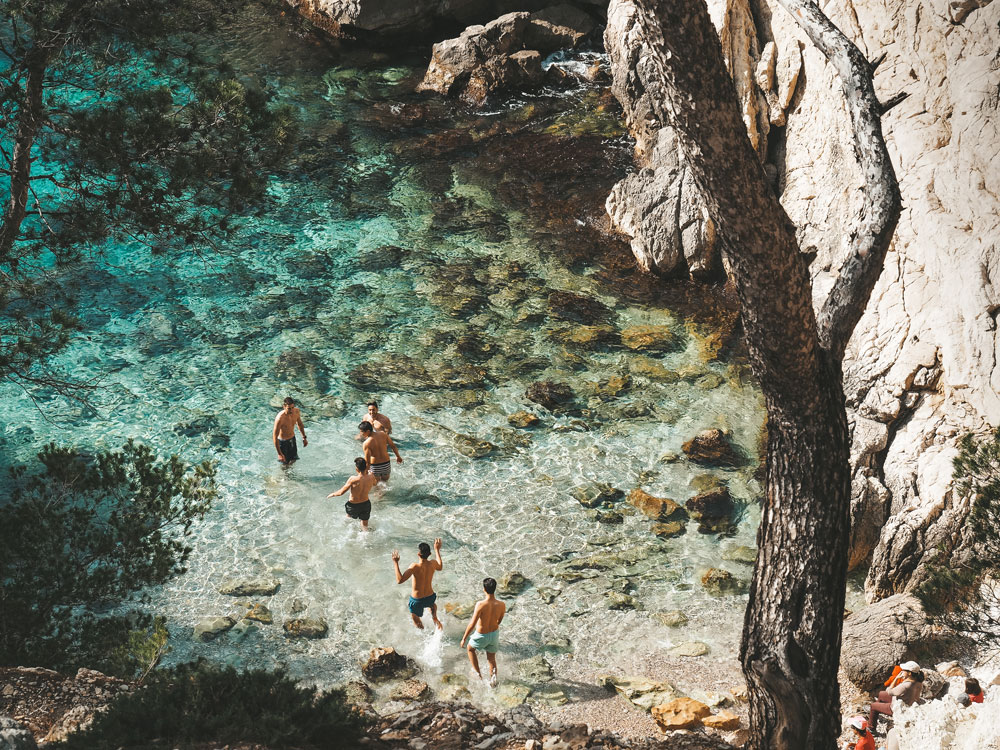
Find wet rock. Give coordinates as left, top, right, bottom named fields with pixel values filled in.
left=595, top=510, right=624, bottom=525
left=494, top=682, right=532, bottom=707
left=627, top=488, right=684, bottom=521
left=702, top=710, right=741, bottom=730
left=2, top=716, right=38, bottom=749
left=219, top=578, right=280, bottom=596
left=498, top=571, right=530, bottom=596
left=503, top=704, right=543, bottom=738
left=348, top=356, right=437, bottom=392
left=682, top=429, right=743, bottom=467
left=389, top=679, right=430, bottom=702
left=547, top=291, right=613, bottom=325
left=651, top=697, right=711, bottom=730
left=621, top=325, right=683, bottom=353
left=362, top=647, right=418, bottom=682
left=628, top=357, right=681, bottom=382
left=172, top=414, right=220, bottom=438
left=243, top=603, right=273, bottom=624
left=508, top=410, right=540, bottom=428
left=543, top=636, right=572, bottom=654
left=651, top=521, right=686, bottom=538
left=722, top=545, right=757, bottom=565
left=571, top=482, right=624, bottom=508
left=517, top=655, right=554, bottom=683
left=586, top=374, right=632, bottom=401
left=685, top=487, right=736, bottom=533
left=274, top=348, right=329, bottom=393
left=668, top=641, right=710, bottom=657
left=409, top=417, right=498, bottom=458
left=343, top=680, right=375, bottom=708
left=550, top=325, right=620, bottom=348
left=536, top=587, right=561, bottom=604
left=606, top=676, right=681, bottom=711
left=606, top=592, right=637, bottom=610
left=525, top=381, right=575, bottom=410
left=494, top=427, right=532, bottom=451
left=700, top=568, right=744, bottom=597
left=282, top=617, right=329, bottom=639
left=194, top=616, right=235, bottom=642
left=532, top=685, right=568, bottom=705
left=358, top=244, right=405, bottom=271
left=439, top=684, right=473, bottom=702
left=654, top=610, right=688, bottom=627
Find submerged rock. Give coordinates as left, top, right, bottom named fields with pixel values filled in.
left=194, top=616, right=235, bottom=642
left=282, top=617, right=329, bottom=639
left=606, top=592, right=637, bottom=610
left=409, top=417, right=498, bottom=458
left=547, top=291, right=613, bottom=325
left=525, top=381, right=575, bottom=410
left=722, top=545, right=757, bottom=565
left=620, top=324, right=683, bottom=353
left=243, top=603, right=273, bottom=624
left=627, top=488, right=684, bottom=521
left=508, top=410, right=540, bottom=428
left=571, top=482, right=624, bottom=508
left=551, top=324, right=620, bottom=348
left=498, top=571, right=530, bottom=596
left=685, top=487, right=736, bottom=533
left=219, top=578, right=280, bottom=597
left=682, top=428, right=743, bottom=467
left=654, top=610, right=688, bottom=627
left=651, top=521, right=685, bottom=539
left=668, top=641, right=710, bottom=657
left=700, top=568, right=745, bottom=596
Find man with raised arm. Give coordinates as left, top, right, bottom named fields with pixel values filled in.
left=359, top=421, right=401, bottom=483
left=327, top=457, right=377, bottom=531
left=460, top=577, right=506, bottom=687
left=391, top=539, right=443, bottom=630
left=273, top=397, right=307, bottom=464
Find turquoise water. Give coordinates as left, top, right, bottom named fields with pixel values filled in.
left=0, top=7, right=764, bottom=706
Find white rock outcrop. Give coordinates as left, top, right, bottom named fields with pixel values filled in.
left=605, top=0, right=1000, bottom=600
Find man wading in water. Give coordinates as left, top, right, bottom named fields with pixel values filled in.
left=362, top=399, right=392, bottom=434
left=359, top=421, right=401, bottom=482
left=460, top=577, right=506, bottom=687
left=273, top=397, right=307, bottom=464
left=327, top=457, right=377, bottom=531
left=392, top=539, right=443, bottom=630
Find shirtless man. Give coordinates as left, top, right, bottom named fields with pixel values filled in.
left=362, top=400, right=392, bottom=434
left=391, top=539, right=443, bottom=630
left=460, top=577, right=506, bottom=686
left=359, top=421, right=401, bottom=483
left=273, top=397, right=307, bottom=464
left=327, top=457, right=378, bottom=531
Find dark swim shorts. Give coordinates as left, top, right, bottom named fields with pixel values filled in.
left=408, top=592, right=437, bottom=617
left=278, top=437, right=298, bottom=463
left=345, top=500, right=371, bottom=521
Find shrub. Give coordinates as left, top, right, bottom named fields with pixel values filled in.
left=58, top=662, right=369, bottom=749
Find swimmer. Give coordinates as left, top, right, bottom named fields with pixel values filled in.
left=359, top=421, right=401, bottom=483
left=273, top=397, right=307, bottom=464
left=327, top=457, right=377, bottom=531
left=392, top=539, right=443, bottom=630
left=460, top=577, right=506, bottom=687
left=362, top=400, right=392, bottom=434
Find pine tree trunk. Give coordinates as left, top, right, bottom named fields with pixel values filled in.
left=0, top=48, right=48, bottom=264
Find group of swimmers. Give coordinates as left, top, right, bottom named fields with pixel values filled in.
left=271, top=397, right=506, bottom=685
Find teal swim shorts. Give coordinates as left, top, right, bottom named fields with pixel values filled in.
left=467, top=629, right=500, bottom=653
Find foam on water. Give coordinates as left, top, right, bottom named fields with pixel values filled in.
left=0, top=9, right=766, bottom=704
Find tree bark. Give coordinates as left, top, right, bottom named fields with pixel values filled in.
left=0, top=47, right=49, bottom=265
left=631, top=0, right=897, bottom=747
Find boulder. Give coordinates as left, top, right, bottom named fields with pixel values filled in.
left=282, top=617, right=329, bottom=639
left=524, top=4, right=596, bottom=49
left=219, top=578, right=280, bottom=597
left=651, top=697, right=711, bottom=731
left=682, top=429, right=743, bottom=467
left=606, top=676, right=682, bottom=711
left=508, top=410, right=540, bottom=428
left=651, top=521, right=685, bottom=538
left=627, top=488, right=684, bottom=520
left=620, top=325, right=683, bottom=353
left=525, top=381, right=575, bottom=411
left=362, top=647, right=418, bottom=682
left=0, top=717, right=38, bottom=750
left=840, top=594, right=937, bottom=692
left=921, top=669, right=949, bottom=700
left=194, top=616, right=235, bottom=642
left=243, top=603, right=273, bottom=624
left=702, top=710, right=741, bottom=730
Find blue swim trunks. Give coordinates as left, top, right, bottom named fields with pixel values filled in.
left=408, top=592, right=437, bottom=617
left=468, top=629, right=500, bottom=653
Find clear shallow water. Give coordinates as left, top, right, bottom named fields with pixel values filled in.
left=0, top=5, right=765, bottom=705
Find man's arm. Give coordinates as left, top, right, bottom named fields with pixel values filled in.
left=391, top=550, right=413, bottom=584
left=388, top=434, right=402, bottom=463
left=327, top=477, right=354, bottom=498
left=362, top=439, right=373, bottom=465
left=460, top=602, right=483, bottom=648
left=496, top=602, right=506, bottom=628
left=296, top=411, right=308, bottom=447
left=273, top=415, right=283, bottom=459
left=433, top=538, right=443, bottom=571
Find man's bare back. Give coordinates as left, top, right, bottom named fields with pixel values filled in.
left=363, top=431, right=391, bottom=464
left=472, top=597, right=506, bottom=634
left=392, top=539, right=443, bottom=630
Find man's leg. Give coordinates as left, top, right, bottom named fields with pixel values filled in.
left=430, top=602, right=443, bottom=630
left=486, top=652, right=498, bottom=686
left=361, top=519, right=369, bottom=531
left=467, top=647, right=482, bottom=679
left=410, top=613, right=424, bottom=629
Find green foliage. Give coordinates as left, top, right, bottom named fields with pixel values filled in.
left=0, top=0, right=297, bottom=394
left=0, top=441, right=215, bottom=672
left=58, top=661, right=369, bottom=750
left=917, top=428, right=1000, bottom=640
